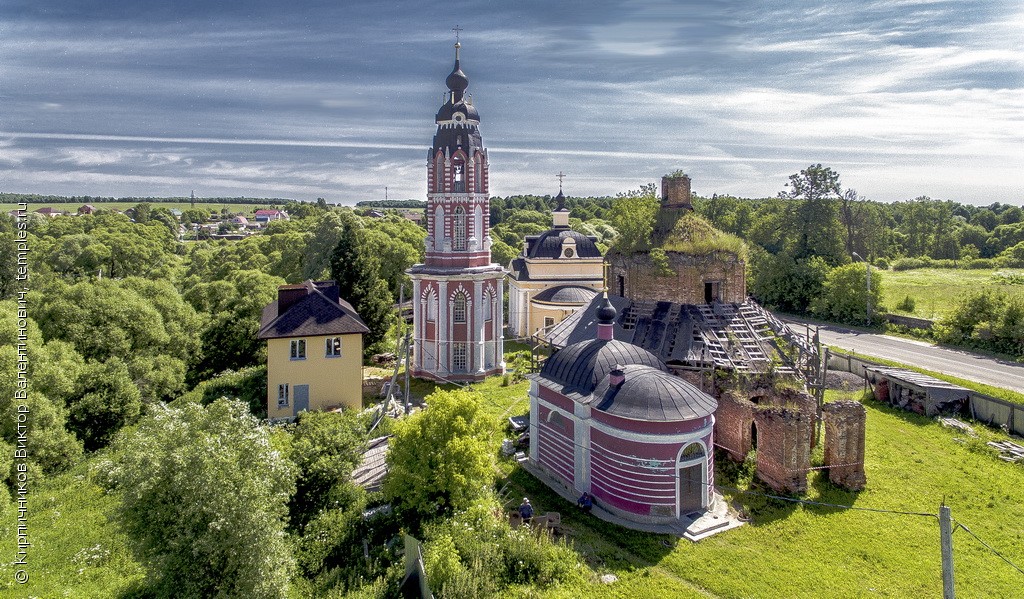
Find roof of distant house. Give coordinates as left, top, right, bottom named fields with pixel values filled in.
left=254, top=209, right=284, bottom=216
left=258, top=280, right=369, bottom=339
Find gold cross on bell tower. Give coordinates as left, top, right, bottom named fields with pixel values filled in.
left=556, top=171, right=566, bottom=193
left=452, top=25, right=463, bottom=43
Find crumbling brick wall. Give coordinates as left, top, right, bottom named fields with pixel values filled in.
left=610, top=251, right=746, bottom=305
left=752, top=407, right=812, bottom=494
left=823, top=401, right=867, bottom=491
left=769, top=387, right=819, bottom=449
left=714, top=391, right=755, bottom=461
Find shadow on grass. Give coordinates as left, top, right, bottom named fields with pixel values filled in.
left=117, top=580, right=153, bottom=599
left=498, top=465, right=675, bottom=569
left=862, top=394, right=940, bottom=429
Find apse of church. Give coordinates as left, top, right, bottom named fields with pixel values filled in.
left=407, top=40, right=505, bottom=382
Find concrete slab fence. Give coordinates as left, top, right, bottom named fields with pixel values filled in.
left=826, top=352, right=1024, bottom=437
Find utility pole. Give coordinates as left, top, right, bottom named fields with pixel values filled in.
left=404, top=330, right=412, bottom=415
left=940, top=504, right=956, bottom=599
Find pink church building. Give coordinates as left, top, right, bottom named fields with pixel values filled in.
left=407, top=41, right=504, bottom=382
left=528, top=296, right=718, bottom=525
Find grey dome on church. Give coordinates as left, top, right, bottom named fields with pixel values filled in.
left=540, top=338, right=667, bottom=395
left=526, top=229, right=601, bottom=259
left=591, top=364, right=718, bottom=421
left=532, top=285, right=598, bottom=304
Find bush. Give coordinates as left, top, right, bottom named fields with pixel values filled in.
left=421, top=495, right=584, bottom=597
left=967, top=258, right=997, bottom=269
left=176, top=365, right=267, bottom=417
left=891, top=257, right=927, bottom=271
left=810, top=263, right=883, bottom=325
left=895, top=295, right=916, bottom=313
left=874, top=257, right=890, bottom=270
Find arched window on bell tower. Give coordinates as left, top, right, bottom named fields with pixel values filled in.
left=453, top=291, right=467, bottom=323
left=453, top=206, right=467, bottom=251
left=434, top=154, right=444, bottom=193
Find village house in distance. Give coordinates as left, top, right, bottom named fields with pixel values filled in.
left=258, top=280, right=368, bottom=419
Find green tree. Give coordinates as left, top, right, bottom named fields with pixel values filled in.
left=184, top=270, right=284, bottom=384
left=810, top=263, right=883, bottom=325
left=329, top=216, right=395, bottom=355
left=779, top=164, right=845, bottom=264
left=750, top=249, right=831, bottom=313
left=383, top=389, right=496, bottom=523
left=0, top=216, right=21, bottom=299
left=67, top=357, right=142, bottom=451
left=287, top=410, right=366, bottom=530
left=608, top=184, right=659, bottom=252
left=104, top=399, right=296, bottom=599
left=0, top=305, right=84, bottom=473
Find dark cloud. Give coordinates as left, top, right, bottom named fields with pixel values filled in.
left=0, top=0, right=1020, bottom=203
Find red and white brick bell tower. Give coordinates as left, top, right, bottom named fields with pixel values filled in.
left=407, top=39, right=505, bottom=382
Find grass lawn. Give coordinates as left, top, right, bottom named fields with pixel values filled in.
left=9, top=343, right=1023, bottom=598
left=467, top=362, right=1024, bottom=598
left=0, top=465, right=145, bottom=598
left=882, top=268, right=1024, bottom=320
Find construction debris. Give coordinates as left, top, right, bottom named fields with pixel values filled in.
left=939, top=417, right=977, bottom=437
left=987, top=440, right=1024, bottom=463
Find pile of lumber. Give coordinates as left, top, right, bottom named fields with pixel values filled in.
left=987, top=440, right=1024, bottom=462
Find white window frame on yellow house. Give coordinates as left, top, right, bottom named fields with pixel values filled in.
left=290, top=339, right=306, bottom=360
left=325, top=336, right=342, bottom=357
left=278, top=383, right=289, bottom=407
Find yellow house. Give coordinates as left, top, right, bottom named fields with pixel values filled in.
left=258, top=280, right=369, bottom=420
left=507, top=190, right=605, bottom=340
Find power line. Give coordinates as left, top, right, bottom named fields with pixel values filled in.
left=953, top=519, right=1024, bottom=578
left=714, top=483, right=938, bottom=519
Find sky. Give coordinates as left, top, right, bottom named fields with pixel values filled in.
left=0, top=0, right=1021, bottom=205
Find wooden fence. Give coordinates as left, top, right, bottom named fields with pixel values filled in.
left=826, top=351, right=1024, bottom=437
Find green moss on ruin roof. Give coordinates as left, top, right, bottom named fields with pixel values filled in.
left=658, top=212, right=747, bottom=260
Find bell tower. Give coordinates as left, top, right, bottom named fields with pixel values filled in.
left=408, top=38, right=505, bottom=382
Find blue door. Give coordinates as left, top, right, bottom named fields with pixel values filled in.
left=293, top=385, right=310, bottom=416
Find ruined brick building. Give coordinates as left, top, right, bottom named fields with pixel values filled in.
left=539, top=173, right=866, bottom=500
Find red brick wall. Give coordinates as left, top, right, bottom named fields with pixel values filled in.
left=823, top=401, right=867, bottom=491
left=715, top=392, right=755, bottom=461
left=610, top=251, right=746, bottom=305
left=752, top=407, right=811, bottom=494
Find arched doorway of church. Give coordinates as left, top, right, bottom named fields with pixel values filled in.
left=678, top=442, right=706, bottom=515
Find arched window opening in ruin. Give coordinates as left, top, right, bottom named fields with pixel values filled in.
left=750, top=421, right=758, bottom=450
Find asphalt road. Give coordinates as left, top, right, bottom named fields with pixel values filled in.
left=793, top=322, right=1024, bottom=394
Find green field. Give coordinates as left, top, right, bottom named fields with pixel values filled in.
left=6, top=353, right=1023, bottom=598
left=882, top=268, right=1024, bottom=320
left=1, top=202, right=283, bottom=216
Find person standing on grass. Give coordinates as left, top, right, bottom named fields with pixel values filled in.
left=518, top=497, right=534, bottom=522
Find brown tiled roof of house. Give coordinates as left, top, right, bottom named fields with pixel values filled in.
left=257, top=280, right=369, bottom=339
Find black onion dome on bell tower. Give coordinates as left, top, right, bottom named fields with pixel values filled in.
left=431, top=41, right=483, bottom=159
left=445, top=42, right=469, bottom=101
